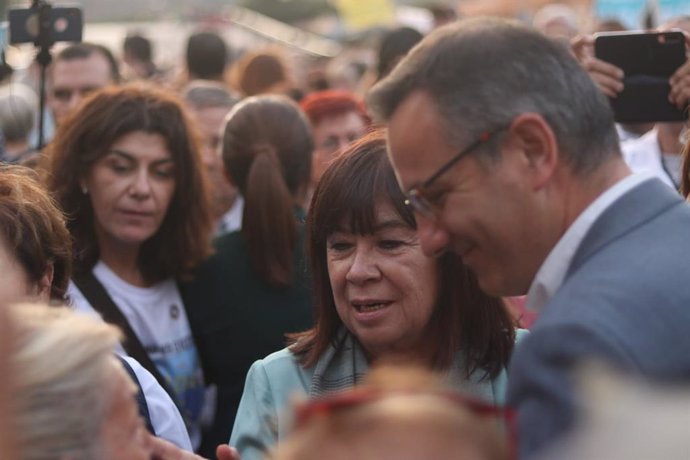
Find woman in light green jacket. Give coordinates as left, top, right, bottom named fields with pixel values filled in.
left=230, top=131, right=522, bottom=460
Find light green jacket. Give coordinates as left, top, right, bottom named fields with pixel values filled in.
left=230, top=329, right=527, bottom=460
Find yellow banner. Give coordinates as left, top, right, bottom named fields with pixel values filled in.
left=334, top=0, right=396, bottom=30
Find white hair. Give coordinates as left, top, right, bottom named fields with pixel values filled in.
left=10, top=304, right=122, bottom=460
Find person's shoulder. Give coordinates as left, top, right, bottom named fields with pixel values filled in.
left=255, top=348, right=302, bottom=373
left=119, top=356, right=193, bottom=450
left=213, top=230, right=245, bottom=253
left=196, top=231, right=249, bottom=275
left=183, top=232, right=245, bottom=286
left=67, top=280, right=100, bottom=317
left=246, top=348, right=311, bottom=396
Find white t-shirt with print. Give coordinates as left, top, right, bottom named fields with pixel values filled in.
left=68, top=261, right=205, bottom=448
left=120, top=356, right=193, bottom=451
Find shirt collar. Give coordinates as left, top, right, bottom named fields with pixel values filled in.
left=526, top=172, right=655, bottom=312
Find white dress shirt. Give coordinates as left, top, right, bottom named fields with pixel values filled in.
left=526, top=172, right=655, bottom=312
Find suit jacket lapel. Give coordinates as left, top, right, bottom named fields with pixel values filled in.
left=566, top=180, right=683, bottom=279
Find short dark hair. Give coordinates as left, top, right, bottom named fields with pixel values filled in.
left=368, top=17, right=620, bottom=175
left=222, top=95, right=312, bottom=287
left=123, top=34, right=153, bottom=63
left=0, top=165, right=72, bottom=302
left=233, top=48, right=290, bottom=97
left=44, top=84, right=213, bottom=284
left=290, top=130, right=515, bottom=378
left=186, top=31, right=230, bottom=81
left=377, top=26, right=424, bottom=80
left=54, top=42, right=121, bottom=83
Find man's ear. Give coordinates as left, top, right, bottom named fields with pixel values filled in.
left=505, top=113, right=560, bottom=190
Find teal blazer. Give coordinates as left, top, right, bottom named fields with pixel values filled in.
left=231, top=329, right=528, bottom=460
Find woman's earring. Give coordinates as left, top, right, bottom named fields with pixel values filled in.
left=81, top=185, right=88, bottom=195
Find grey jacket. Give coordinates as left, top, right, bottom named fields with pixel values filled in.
left=508, top=179, right=690, bottom=458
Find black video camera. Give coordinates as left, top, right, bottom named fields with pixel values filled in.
left=8, top=2, right=82, bottom=46
left=7, top=1, right=84, bottom=150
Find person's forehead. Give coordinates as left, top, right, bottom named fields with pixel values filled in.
left=52, top=54, right=113, bottom=87
left=316, top=110, right=366, bottom=134
left=386, top=91, right=451, bottom=189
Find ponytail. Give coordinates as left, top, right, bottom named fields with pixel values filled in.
left=242, top=147, right=297, bottom=287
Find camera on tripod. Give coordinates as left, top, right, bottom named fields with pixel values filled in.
left=9, top=1, right=82, bottom=46
left=6, top=1, right=83, bottom=149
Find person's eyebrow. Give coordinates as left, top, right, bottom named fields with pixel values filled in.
left=107, top=149, right=174, bottom=166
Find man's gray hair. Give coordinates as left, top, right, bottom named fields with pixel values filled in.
left=182, top=80, right=238, bottom=110
left=368, top=17, right=620, bottom=175
left=0, top=84, right=37, bottom=143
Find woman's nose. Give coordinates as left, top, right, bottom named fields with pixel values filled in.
left=129, top=170, right=152, bottom=198
left=345, top=246, right=381, bottom=284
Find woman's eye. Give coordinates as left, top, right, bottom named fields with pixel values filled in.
left=328, top=241, right=352, bottom=252
left=378, top=240, right=404, bottom=250
left=153, top=167, right=174, bottom=179
left=109, top=162, right=131, bottom=174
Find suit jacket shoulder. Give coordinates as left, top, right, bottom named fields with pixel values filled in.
left=508, top=179, right=690, bottom=458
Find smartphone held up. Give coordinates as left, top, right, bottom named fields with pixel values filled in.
left=594, top=30, right=688, bottom=123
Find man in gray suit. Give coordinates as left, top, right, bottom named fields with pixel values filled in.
left=368, top=17, right=690, bottom=458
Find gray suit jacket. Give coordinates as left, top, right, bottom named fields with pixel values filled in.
left=507, top=179, right=690, bottom=458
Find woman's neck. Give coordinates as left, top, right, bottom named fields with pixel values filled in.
left=98, top=240, right=148, bottom=287
left=365, top=341, right=436, bottom=369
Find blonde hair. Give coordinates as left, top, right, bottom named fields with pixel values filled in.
left=10, top=303, right=123, bottom=460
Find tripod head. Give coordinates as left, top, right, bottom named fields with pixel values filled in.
left=8, top=0, right=83, bottom=149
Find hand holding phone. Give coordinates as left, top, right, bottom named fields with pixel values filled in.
left=593, top=30, right=688, bottom=123
left=668, top=31, right=690, bottom=109
left=572, top=34, right=624, bottom=97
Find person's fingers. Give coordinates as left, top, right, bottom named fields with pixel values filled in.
left=669, top=73, right=690, bottom=108
left=149, top=434, right=205, bottom=460
left=581, top=56, right=624, bottom=97
left=584, top=56, right=625, bottom=81
left=570, top=34, right=593, bottom=60
left=670, top=59, right=690, bottom=86
left=216, top=444, right=241, bottom=460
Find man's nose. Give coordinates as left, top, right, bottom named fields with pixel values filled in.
left=67, top=91, right=85, bottom=112
left=416, top=215, right=450, bottom=257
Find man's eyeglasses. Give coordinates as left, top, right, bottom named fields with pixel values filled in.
left=404, top=129, right=503, bottom=219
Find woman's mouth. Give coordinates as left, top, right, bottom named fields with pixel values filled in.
left=352, top=301, right=393, bottom=312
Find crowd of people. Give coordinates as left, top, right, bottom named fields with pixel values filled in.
left=1, top=3, right=690, bottom=460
